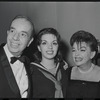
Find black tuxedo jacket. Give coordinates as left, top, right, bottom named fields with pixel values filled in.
left=0, top=44, right=32, bottom=98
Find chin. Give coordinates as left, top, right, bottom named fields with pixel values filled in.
left=10, top=49, right=19, bottom=53
left=46, top=57, right=54, bottom=60
left=75, top=62, right=82, bottom=66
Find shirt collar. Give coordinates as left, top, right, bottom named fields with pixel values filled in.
left=3, top=44, right=14, bottom=62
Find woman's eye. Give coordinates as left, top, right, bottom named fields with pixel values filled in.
left=53, top=42, right=58, bottom=45
left=72, top=49, right=75, bottom=52
left=41, top=42, right=46, bottom=45
left=80, top=49, right=85, bottom=52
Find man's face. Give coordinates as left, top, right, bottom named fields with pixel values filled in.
left=7, top=18, right=33, bottom=56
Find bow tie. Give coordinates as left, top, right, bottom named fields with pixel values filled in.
left=10, top=56, right=26, bottom=64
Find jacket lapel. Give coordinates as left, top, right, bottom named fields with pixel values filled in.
left=0, top=45, right=21, bottom=97
left=23, top=57, right=32, bottom=98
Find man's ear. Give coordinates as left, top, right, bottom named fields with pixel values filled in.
left=7, top=30, right=9, bottom=35
left=27, top=38, right=34, bottom=47
left=90, top=51, right=96, bottom=59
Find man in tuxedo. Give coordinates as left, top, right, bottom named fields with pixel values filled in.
left=0, top=15, right=35, bottom=98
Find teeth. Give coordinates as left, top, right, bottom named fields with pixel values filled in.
left=75, top=57, right=82, bottom=62
left=11, top=42, right=19, bottom=47
left=46, top=51, right=53, bottom=54
left=75, top=59, right=82, bottom=62
left=12, top=43, right=18, bottom=45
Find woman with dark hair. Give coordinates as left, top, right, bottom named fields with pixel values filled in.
left=30, top=28, right=68, bottom=98
left=66, top=30, right=100, bottom=98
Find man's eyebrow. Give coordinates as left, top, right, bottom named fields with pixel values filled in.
left=21, top=31, right=28, bottom=34
left=10, top=27, right=15, bottom=29
left=10, top=27, right=28, bottom=34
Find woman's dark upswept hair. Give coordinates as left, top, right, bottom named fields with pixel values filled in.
left=34, top=28, right=63, bottom=63
left=70, top=30, right=98, bottom=60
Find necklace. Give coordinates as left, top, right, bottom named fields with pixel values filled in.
left=78, top=63, right=94, bottom=74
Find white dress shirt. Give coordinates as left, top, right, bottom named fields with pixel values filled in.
left=3, top=44, right=28, bottom=98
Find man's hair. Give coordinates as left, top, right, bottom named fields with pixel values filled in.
left=10, top=15, right=35, bottom=38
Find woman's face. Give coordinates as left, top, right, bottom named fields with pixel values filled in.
left=38, top=33, right=58, bottom=61
left=72, top=42, right=95, bottom=66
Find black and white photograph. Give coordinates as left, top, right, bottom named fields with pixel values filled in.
left=0, top=2, right=100, bottom=99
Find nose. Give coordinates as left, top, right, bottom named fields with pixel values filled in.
left=48, top=43, right=53, bottom=49
left=13, top=32, right=20, bottom=40
left=75, top=51, right=80, bottom=56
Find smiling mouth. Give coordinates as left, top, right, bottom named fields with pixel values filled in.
left=75, top=57, right=83, bottom=62
left=46, top=51, right=54, bottom=54
left=11, top=42, right=19, bottom=48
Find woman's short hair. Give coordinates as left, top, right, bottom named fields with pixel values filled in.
left=70, top=30, right=98, bottom=59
